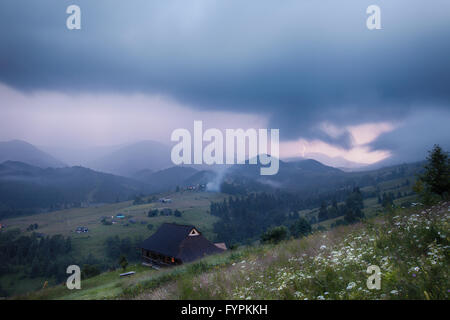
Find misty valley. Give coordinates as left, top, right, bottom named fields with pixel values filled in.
left=0, top=0, right=449, bottom=309
left=1, top=139, right=447, bottom=300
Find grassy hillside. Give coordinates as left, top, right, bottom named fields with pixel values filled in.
left=0, top=190, right=227, bottom=296
left=0, top=165, right=420, bottom=297
left=2, top=191, right=225, bottom=260
left=14, top=201, right=449, bottom=300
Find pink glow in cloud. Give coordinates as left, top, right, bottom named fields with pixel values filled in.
left=0, top=83, right=398, bottom=167
left=280, top=121, right=396, bottom=166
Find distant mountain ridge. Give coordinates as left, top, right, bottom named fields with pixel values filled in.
left=0, top=161, right=152, bottom=218
left=0, top=139, right=426, bottom=220
left=132, top=166, right=198, bottom=190
left=86, top=140, right=172, bottom=177
left=0, top=140, right=66, bottom=168
left=224, top=158, right=347, bottom=193
left=0, top=160, right=218, bottom=218
left=132, top=166, right=218, bottom=192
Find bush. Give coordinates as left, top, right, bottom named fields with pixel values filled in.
left=290, top=217, right=312, bottom=238
left=261, top=226, right=288, bottom=244
left=102, top=218, right=112, bottom=225
left=160, top=209, right=172, bottom=216
left=26, top=223, right=38, bottom=231
left=148, top=209, right=158, bottom=217
left=119, top=255, right=128, bottom=272
left=82, top=264, right=101, bottom=279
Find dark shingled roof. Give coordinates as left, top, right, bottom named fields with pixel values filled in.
left=140, top=223, right=224, bottom=263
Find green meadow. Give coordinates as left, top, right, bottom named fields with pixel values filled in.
left=13, top=201, right=449, bottom=300
left=2, top=191, right=226, bottom=261
left=1, top=170, right=421, bottom=297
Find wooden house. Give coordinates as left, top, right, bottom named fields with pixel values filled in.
left=140, top=223, right=225, bottom=266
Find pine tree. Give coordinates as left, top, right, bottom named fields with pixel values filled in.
left=419, top=144, right=450, bottom=197
left=318, top=201, right=328, bottom=222
left=290, top=217, right=312, bottom=238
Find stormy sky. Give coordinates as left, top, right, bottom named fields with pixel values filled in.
left=0, top=0, right=449, bottom=166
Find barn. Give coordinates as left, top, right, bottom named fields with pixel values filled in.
left=140, top=223, right=225, bottom=266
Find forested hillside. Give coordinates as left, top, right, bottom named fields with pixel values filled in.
left=0, top=161, right=151, bottom=218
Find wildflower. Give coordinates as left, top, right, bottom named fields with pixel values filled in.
left=390, top=290, right=398, bottom=295
left=320, top=245, right=327, bottom=250
left=346, top=282, right=356, bottom=290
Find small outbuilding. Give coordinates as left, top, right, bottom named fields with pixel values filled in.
left=140, top=223, right=225, bottom=266
left=214, top=242, right=227, bottom=250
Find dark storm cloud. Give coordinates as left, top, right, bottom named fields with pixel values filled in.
left=369, top=108, right=450, bottom=163
left=0, top=0, right=449, bottom=147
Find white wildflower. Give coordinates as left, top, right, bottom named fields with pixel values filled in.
left=346, top=282, right=356, bottom=290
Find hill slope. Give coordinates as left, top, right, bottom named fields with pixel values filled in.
left=0, top=140, right=66, bottom=168
left=0, top=161, right=151, bottom=217
left=222, top=159, right=423, bottom=195
left=87, top=140, right=172, bottom=177
left=132, top=166, right=198, bottom=190
left=132, top=166, right=218, bottom=192
left=17, top=202, right=449, bottom=300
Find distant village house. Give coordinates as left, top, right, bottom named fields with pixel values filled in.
left=75, top=226, right=89, bottom=233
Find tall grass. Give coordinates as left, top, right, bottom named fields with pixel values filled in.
left=144, top=202, right=449, bottom=300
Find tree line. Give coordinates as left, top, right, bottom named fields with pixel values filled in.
left=210, top=187, right=366, bottom=246
left=0, top=229, right=73, bottom=283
